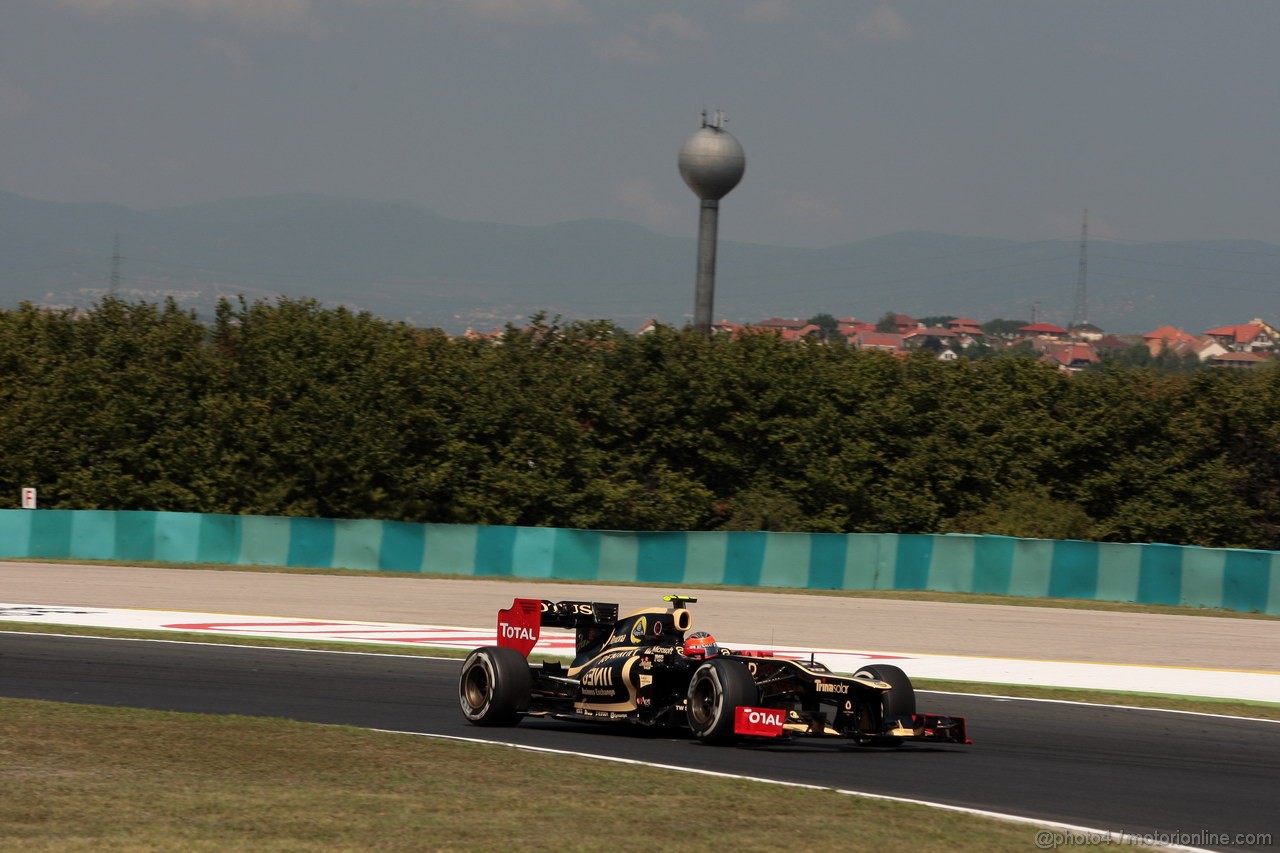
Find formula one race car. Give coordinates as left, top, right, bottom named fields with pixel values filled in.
left=458, top=595, right=969, bottom=746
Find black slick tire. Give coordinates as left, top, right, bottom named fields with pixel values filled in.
left=686, top=657, right=757, bottom=744
left=854, top=663, right=916, bottom=745
left=458, top=646, right=532, bottom=726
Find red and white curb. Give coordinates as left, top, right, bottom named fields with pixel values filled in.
left=3, top=602, right=1277, bottom=704
left=0, top=602, right=577, bottom=652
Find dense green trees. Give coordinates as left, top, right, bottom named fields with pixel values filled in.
left=1, top=298, right=1277, bottom=549
left=805, top=313, right=841, bottom=342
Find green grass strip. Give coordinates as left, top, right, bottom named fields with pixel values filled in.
left=0, top=696, right=1050, bottom=852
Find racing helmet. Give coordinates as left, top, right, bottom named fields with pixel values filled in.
left=682, top=631, right=720, bottom=660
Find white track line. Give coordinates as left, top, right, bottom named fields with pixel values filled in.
left=7, top=630, right=1278, bottom=724
left=914, top=689, right=1280, bottom=724
left=373, top=729, right=1211, bottom=852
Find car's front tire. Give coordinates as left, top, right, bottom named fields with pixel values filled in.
left=458, top=646, right=531, bottom=726
left=854, top=663, right=916, bottom=745
left=686, top=657, right=757, bottom=744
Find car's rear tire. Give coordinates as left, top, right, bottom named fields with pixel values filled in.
left=686, top=657, right=757, bottom=744
left=854, top=664, right=915, bottom=745
left=459, top=646, right=531, bottom=726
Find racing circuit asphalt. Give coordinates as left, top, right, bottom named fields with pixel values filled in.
left=3, top=633, right=1277, bottom=851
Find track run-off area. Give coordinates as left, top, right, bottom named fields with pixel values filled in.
left=4, top=601, right=1279, bottom=703
left=3, top=561, right=1279, bottom=850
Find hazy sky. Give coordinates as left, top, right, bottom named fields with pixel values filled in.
left=3, top=1, right=1278, bottom=249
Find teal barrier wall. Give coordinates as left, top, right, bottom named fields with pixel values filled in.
left=1, top=509, right=1276, bottom=614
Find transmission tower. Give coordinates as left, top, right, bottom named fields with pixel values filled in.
left=109, top=233, right=122, bottom=297
left=1071, top=210, right=1088, bottom=328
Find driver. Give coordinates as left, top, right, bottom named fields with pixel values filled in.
left=682, top=631, right=720, bottom=660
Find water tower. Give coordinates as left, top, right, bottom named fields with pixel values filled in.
left=679, top=110, right=745, bottom=334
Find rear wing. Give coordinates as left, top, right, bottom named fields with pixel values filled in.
left=496, top=598, right=619, bottom=658
left=539, top=599, right=618, bottom=629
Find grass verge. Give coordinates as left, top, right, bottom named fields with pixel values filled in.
left=7, top=621, right=1279, bottom=720
left=0, top=696, right=1035, bottom=852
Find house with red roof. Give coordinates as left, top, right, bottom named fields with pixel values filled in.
left=779, top=324, right=823, bottom=342
left=755, top=317, right=811, bottom=333
left=1203, top=323, right=1272, bottom=352
left=1142, top=326, right=1197, bottom=356
left=1171, top=337, right=1229, bottom=362
left=1092, top=334, right=1132, bottom=354
left=853, top=331, right=905, bottom=353
left=636, top=318, right=742, bottom=337
left=740, top=318, right=822, bottom=341
left=836, top=317, right=876, bottom=338
left=1037, top=342, right=1101, bottom=373
left=892, top=313, right=922, bottom=334
left=945, top=317, right=985, bottom=336
left=1018, top=322, right=1068, bottom=340
left=1210, top=351, right=1271, bottom=369
left=903, top=326, right=960, bottom=352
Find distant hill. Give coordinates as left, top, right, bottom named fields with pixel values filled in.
left=2, top=189, right=1277, bottom=334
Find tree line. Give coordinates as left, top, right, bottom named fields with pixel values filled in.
left=1, top=297, right=1276, bottom=550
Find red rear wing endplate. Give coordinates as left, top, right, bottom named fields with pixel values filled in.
left=497, top=598, right=542, bottom=657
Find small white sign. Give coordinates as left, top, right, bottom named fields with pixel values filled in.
left=21, top=487, right=37, bottom=509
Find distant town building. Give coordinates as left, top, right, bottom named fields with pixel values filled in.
left=1067, top=322, right=1104, bottom=341
left=754, top=317, right=810, bottom=332
left=891, top=313, right=921, bottom=333
left=1142, top=326, right=1197, bottom=356
left=1203, top=323, right=1272, bottom=352
left=1018, top=322, right=1069, bottom=340
left=1038, top=342, right=1101, bottom=373
left=548, top=312, right=1280, bottom=371
left=836, top=317, right=876, bottom=339
left=854, top=331, right=905, bottom=352
left=945, top=317, right=985, bottom=336
left=1092, top=334, right=1132, bottom=354
left=903, top=326, right=960, bottom=351
left=1210, top=351, right=1270, bottom=369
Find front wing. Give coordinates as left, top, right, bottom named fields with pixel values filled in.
left=734, top=705, right=969, bottom=744
left=725, top=652, right=971, bottom=744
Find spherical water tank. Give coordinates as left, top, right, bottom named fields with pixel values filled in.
left=678, top=116, right=745, bottom=201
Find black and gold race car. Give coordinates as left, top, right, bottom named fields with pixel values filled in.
left=458, top=595, right=969, bottom=746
